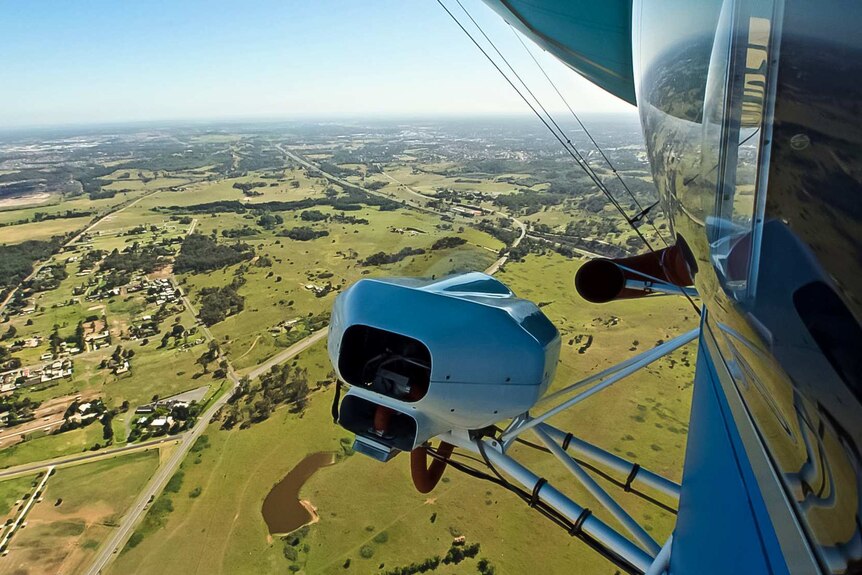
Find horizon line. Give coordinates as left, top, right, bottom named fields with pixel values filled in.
left=0, top=110, right=640, bottom=135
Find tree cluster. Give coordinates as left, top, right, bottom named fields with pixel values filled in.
left=221, top=363, right=310, bottom=429
left=174, top=234, right=254, bottom=274
left=257, top=211, right=283, bottom=230
left=0, top=237, right=65, bottom=298
left=277, top=226, right=329, bottom=241
left=380, top=543, right=482, bottom=575
left=101, top=242, right=172, bottom=275
left=232, top=181, right=267, bottom=196
left=361, top=247, right=425, bottom=267
left=430, top=236, right=467, bottom=250
left=476, top=221, right=518, bottom=246
left=299, top=209, right=328, bottom=222
left=198, top=284, right=245, bottom=326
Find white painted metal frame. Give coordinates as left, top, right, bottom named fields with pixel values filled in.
left=435, top=327, right=698, bottom=573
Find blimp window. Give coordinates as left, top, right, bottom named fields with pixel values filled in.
left=705, top=1, right=773, bottom=300
left=338, top=325, right=431, bottom=402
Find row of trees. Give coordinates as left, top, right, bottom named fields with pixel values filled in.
left=430, top=236, right=466, bottom=250
left=380, top=543, right=484, bottom=575
left=277, top=226, right=329, bottom=241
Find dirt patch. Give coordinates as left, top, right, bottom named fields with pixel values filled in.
left=0, top=192, right=53, bottom=209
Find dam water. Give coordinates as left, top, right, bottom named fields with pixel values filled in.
left=261, top=452, right=335, bottom=535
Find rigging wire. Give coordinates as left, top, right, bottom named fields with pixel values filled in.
left=436, top=0, right=702, bottom=315
left=435, top=0, right=656, bottom=252
left=451, top=0, right=633, bottom=235
left=509, top=27, right=671, bottom=249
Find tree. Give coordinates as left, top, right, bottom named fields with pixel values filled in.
left=197, top=351, right=212, bottom=373
left=49, top=326, right=61, bottom=357
left=73, top=321, right=85, bottom=350
left=102, top=412, right=114, bottom=442
left=1, top=325, right=16, bottom=341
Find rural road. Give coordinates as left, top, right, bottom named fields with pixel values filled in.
left=0, top=436, right=181, bottom=480
left=244, top=327, right=329, bottom=380
left=0, top=465, right=54, bottom=549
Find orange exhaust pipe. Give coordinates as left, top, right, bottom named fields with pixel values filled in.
left=370, top=403, right=454, bottom=493
left=410, top=442, right=454, bottom=493
left=575, top=244, right=693, bottom=303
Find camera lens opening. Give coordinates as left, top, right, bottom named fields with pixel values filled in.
left=339, top=324, right=432, bottom=402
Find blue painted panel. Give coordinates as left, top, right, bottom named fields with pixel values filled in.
left=671, top=334, right=786, bottom=574
left=481, top=0, right=636, bottom=104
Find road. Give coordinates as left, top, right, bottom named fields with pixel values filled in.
left=0, top=436, right=181, bottom=480
left=0, top=465, right=54, bottom=549
left=527, top=232, right=604, bottom=260
left=244, top=327, right=329, bottom=380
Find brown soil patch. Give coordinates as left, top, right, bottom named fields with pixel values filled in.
left=0, top=192, right=52, bottom=209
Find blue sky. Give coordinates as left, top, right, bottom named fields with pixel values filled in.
left=0, top=0, right=633, bottom=127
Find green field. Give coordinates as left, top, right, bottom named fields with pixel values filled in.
left=0, top=424, right=105, bottom=470
left=0, top=474, right=37, bottom=518
left=0, top=216, right=90, bottom=245
left=0, top=126, right=691, bottom=575
left=106, top=252, right=696, bottom=575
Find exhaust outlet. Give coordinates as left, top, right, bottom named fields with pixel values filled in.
left=575, top=244, right=693, bottom=303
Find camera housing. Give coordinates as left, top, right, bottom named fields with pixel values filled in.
left=329, top=272, right=560, bottom=460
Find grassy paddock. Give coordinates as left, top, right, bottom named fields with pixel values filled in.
left=1, top=450, right=160, bottom=574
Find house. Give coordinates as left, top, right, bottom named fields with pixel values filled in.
left=135, top=405, right=155, bottom=414
left=67, top=411, right=98, bottom=424
left=114, top=360, right=130, bottom=375
left=150, top=416, right=174, bottom=429
left=0, top=411, right=8, bottom=426
left=41, top=359, right=73, bottom=382
left=85, top=331, right=110, bottom=351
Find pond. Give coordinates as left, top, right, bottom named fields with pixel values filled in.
left=261, top=452, right=335, bottom=535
